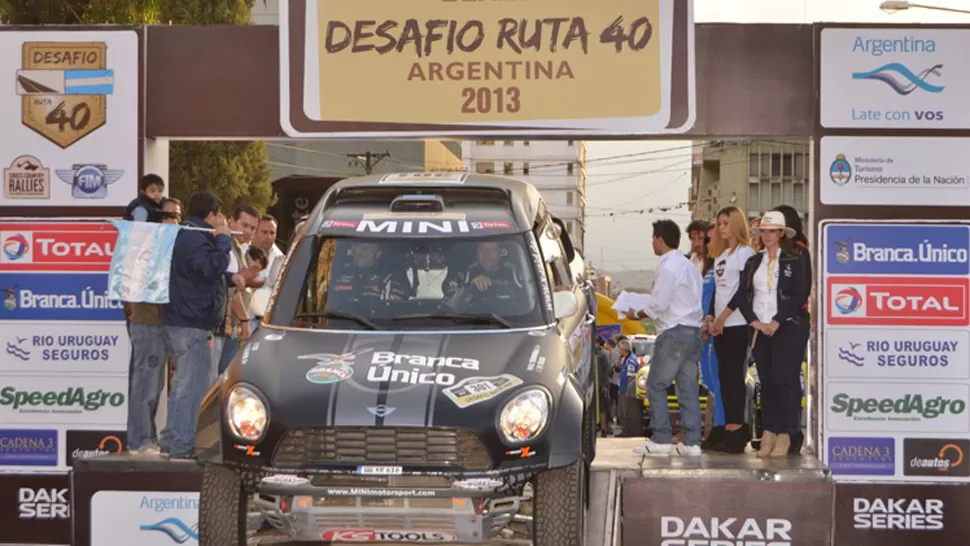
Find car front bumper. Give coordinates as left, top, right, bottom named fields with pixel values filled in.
left=254, top=474, right=525, bottom=543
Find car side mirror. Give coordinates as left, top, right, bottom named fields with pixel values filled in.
left=553, top=290, right=579, bottom=320
left=250, top=288, right=271, bottom=318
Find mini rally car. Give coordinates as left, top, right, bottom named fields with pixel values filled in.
left=193, top=173, right=598, bottom=545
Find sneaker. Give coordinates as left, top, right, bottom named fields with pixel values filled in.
left=633, top=439, right=674, bottom=455
left=128, top=444, right=162, bottom=456
left=675, top=443, right=702, bottom=457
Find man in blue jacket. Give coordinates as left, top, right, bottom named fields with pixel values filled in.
left=160, top=191, right=243, bottom=459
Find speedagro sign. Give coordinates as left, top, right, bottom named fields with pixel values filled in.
left=280, top=0, right=696, bottom=137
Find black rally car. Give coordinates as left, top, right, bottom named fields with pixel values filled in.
left=195, top=172, right=598, bottom=545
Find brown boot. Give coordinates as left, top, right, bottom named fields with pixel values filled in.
left=756, top=431, right=776, bottom=458
left=770, top=433, right=790, bottom=458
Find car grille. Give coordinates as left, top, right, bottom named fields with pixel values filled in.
left=272, top=427, right=491, bottom=470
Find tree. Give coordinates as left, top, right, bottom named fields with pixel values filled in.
left=0, top=0, right=276, bottom=215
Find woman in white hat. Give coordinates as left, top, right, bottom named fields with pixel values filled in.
left=733, top=210, right=811, bottom=458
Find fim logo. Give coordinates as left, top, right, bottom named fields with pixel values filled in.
left=140, top=518, right=199, bottom=544
left=3, top=155, right=50, bottom=199
left=830, top=154, right=852, bottom=186
left=18, top=42, right=113, bottom=149
left=55, top=164, right=123, bottom=199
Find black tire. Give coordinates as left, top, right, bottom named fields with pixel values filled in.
left=199, top=465, right=247, bottom=546
left=533, top=408, right=588, bottom=546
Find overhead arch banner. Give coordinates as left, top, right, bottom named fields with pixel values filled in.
left=280, top=0, right=695, bottom=138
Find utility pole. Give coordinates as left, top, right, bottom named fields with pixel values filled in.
left=346, top=150, right=391, bottom=175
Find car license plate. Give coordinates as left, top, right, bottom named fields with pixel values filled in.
left=356, top=465, right=403, bottom=476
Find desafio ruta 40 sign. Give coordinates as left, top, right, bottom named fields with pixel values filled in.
left=282, top=0, right=694, bottom=135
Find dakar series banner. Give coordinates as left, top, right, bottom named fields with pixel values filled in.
left=0, top=29, right=140, bottom=209
left=279, top=0, right=696, bottom=138
left=623, top=477, right=835, bottom=546
left=0, top=473, right=72, bottom=545
left=0, top=221, right=129, bottom=478
left=834, top=482, right=970, bottom=546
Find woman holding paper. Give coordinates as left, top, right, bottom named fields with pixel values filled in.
left=705, top=206, right=756, bottom=454
left=735, top=211, right=811, bottom=458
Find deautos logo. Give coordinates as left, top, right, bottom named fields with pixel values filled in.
left=0, top=385, right=125, bottom=415
left=825, top=224, right=970, bottom=276
left=827, top=276, right=969, bottom=327
left=0, top=272, right=124, bottom=321
left=828, top=383, right=970, bottom=433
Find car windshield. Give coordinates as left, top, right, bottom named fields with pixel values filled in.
left=289, top=234, right=548, bottom=330
left=632, top=339, right=654, bottom=357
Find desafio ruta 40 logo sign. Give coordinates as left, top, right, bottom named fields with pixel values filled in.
left=16, top=42, right=116, bottom=149
left=297, top=0, right=675, bottom=129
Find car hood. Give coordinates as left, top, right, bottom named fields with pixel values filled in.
left=227, top=325, right=569, bottom=429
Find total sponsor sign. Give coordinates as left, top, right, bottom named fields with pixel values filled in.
left=825, top=328, right=970, bottom=380
left=826, top=276, right=969, bottom=327
left=2, top=322, right=129, bottom=374
left=826, top=381, right=970, bottom=433
left=824, top=223, right=970, bottom=276
left=0, top=222, right=115, bottom=272
left=0, top=272, right=124, bottom=322
left=91, top=490, right=199, bottom=545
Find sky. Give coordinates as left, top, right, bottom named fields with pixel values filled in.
left=585, top=0, right=970, bottom=273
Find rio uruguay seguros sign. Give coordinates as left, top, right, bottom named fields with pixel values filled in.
left=280, top=0, right=695, bottom=137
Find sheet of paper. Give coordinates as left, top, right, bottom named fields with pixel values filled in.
left=612, top=291, right=651, bottom=317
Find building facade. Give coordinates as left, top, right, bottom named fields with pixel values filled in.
left=690, top=139, right=811, bottom=230
left=462, top=140, right=587, bottom=252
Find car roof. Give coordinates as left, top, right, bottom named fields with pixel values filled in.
left=304, top=172, right=546, bottom=239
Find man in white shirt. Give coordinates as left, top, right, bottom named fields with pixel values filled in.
left=250, top=215, right=287, bottom=328
left=626, top=219, right=705, bottom=456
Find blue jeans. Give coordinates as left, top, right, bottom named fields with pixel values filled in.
left=127, top=323, right=168, bottom=450
left=646, top=325, right=703, bottom=446
left=160, top=325, right=213, bottom=458
left=216, top=335, right=239, bottom=375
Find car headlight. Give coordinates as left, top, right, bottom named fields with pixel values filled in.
left=498, top=389, right=550, bottom=444
left=636, top=370, right=648, bottom=391
left=226, top=385, right=269, bottom=442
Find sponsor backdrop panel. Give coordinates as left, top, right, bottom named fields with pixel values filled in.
left=824, top=327, right=970, bottom=380
left=623, top=477, right=834, bottom=546
left=71, top=463, right=202, bottom=546
left=1, top=321, right=129, bottom=374
left=820, top=28, right=963, bottom=130
left=0, top=31, right=139, bottom=208
left=91, top=490, right=199, bottom=545
left=821, top=220, right=970, bottom=483
left=820, top=137, right=970, bottom=206
left=834, top=483, right=970, bottom=545
left=0, top=221, right=116, bottom=271
left=0, top=272, right=125, bottom=322
left=0, top=374, right=128, bottom=427
left=0, top=472, right=71, bottom=545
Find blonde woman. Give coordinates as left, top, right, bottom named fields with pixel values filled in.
left=750, top=216, right=763, bottom=252
left=704, top=206, right=755, bottom=453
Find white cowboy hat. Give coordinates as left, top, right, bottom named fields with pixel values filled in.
left=752, top=210, right=796, bottom=238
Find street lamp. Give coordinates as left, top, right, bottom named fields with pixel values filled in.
left=880, top=1, right=970, bottom=14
